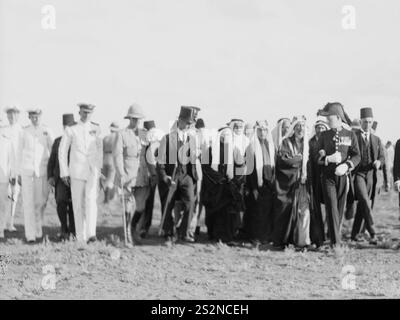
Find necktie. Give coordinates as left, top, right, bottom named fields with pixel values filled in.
left=363, top=132, right=369, bottom=144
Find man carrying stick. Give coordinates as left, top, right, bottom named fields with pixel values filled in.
left=114, top=104, right=157, bottom=246
left=158, top=106, right=199, bottom=244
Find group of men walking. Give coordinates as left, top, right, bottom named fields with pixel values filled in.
left=0, top=102, right=397, bottom=249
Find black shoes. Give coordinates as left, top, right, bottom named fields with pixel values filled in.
left=369, top=236, right=378, bottom=245
left=87, top=236, right=97, bottom=244
left=182, top=236, right=195, bottom=243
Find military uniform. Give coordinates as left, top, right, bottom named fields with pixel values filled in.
left=18, top=122, right=54, bottom=241
left=317, top=104, right=361, bottom=246
left=114, top=127, right=149, bottom=242
left=114, top=104, right=155, bottom=244
left=317, top=128, right=361, bottom=245
left=59, top=119, right=103, bottom=242
left=0, top=129, right=15, bottom=238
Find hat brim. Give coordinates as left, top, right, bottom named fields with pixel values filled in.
left=125, top=114, right=144, bottom=119
left=5, top=108, right=20, bottom=113
left=318, top=110, right=331, bottom=117
left=80, top=109, right=94, bottom=113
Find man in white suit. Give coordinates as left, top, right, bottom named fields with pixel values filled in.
left=59, top=103, right=103, bottom=243
left=18, top=109, right=54, bottom=243
left=0, top=126, right=16, bottom=239
left=3, top=106, right=23, bottom=232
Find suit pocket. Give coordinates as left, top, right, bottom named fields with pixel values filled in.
left=123, top=142, right=139, bottom=158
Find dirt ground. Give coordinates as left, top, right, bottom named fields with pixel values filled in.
left=1, top=186, right=400, bottom=300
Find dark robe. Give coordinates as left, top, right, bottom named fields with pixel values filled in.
left=308, top=135, right=325, bottom=246
left=244, top=139, right=275, bottom=243
left=201, top=143, right=245, bottom=243
left=272, top=135, right=304, bottom=246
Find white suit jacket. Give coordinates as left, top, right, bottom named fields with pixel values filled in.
left=0, top=129, right=15, bottom=183
left=59, top=121, right=103, bottom=181
left=18, top=124, right=54, bottom=177
left=4, top=123, right=23, bottom=170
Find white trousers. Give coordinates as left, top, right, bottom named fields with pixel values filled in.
left=71, top=171, right=99, bottom=242
left=6, top=182, right=20, bottom=226
left=0, top=183, right=9, bottom=234
left=21, top=175, right=49, bottom=241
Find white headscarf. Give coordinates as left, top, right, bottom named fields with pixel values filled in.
left=272, top=118, right=291, bottom=149
left=250, top=121, right=276, bottom=187
left=211, top=127, right=234, bottom=180
left=282, top=116, right=309, bottom=182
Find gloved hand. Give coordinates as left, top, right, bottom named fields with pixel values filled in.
left=373, top=160, right=381, bottom=170
left=253, top=189, right=259, bottom=201
left=335, top=163, right=348, bottom=176
left=395, top=180, right=400, bottom=192
left=326, top=151, right=342, bottom=164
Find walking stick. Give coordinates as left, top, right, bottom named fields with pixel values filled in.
left=120, top=181, right=128, bottom=246
left=158, top=166, right=178, bottom=236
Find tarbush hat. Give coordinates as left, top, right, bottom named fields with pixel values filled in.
left=185, top=106, right=201, bottom=120
left=62, top=113, right=76, bottom=126
left=178, top=106, right=195, bottom=124
left=110, top=121, right=120, bottom=132
left=360, top=107, right=373, bottom=119
left=195, top=118, right=205, bottom=129
left=78, top=103, right=95, bottom=113
left=144, top=120, right=156, bottom=131
left=125, top=103, right=144, bottom=119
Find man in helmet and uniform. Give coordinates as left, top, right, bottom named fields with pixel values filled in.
left=114, top=104, right=157, bottom=245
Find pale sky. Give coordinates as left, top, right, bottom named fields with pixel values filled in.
left=1, top=0, right=399, bottom=142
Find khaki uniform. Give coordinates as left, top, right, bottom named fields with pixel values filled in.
left=114, top=127, right=155, bottom=242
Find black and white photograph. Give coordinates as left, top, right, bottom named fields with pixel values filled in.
left=1, top=0, right=400, bottom=308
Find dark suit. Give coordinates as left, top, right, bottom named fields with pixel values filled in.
left=394, top=140, right=400, bottom=210
left=393, top=139, right=400, bottom=184
left=350, top=130, right=385, bottom=239
left=316, top=128, right=361, bottom=245
left=158, top=132, right=198, bottom=239
left=48, top=136, right=75, bottom=236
